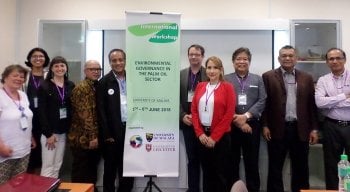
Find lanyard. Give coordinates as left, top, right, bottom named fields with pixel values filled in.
left=205, top=83, right=220, bottom=111
left=55, top=84, right=65, bottom=105
left=236, top=74, right=249, bottom=93
left=190, top=72, right=198, bottom=91
left=31, top=74, right=41, bottom=89
left=3, top=88, right=25, bottom=116
left=117, top=78, right=126, bottom=95
left=114, top=72, right=126, bottom=95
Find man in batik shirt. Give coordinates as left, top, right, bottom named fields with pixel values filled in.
left=68, top=60, right=101, bottom=192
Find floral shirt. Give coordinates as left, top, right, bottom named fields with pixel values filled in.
left=68, top=78, right=98, bottom=149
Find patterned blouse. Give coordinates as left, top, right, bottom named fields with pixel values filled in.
left=68, top=78, right=98, bottom=149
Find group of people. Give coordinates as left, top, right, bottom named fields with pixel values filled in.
left=0, top=48, right=77, bottom=186
left=180, top=44, right=267, bottom=192
left=180, top=44, right=350, bottom=192
left=0, top=44, right=349, bottom=192
left=0, top=48, right=132, bottom=192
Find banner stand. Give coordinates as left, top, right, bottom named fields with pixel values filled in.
left=143, top=175, right=162, bottom=192
left=124, top=11, right=181, bottom=178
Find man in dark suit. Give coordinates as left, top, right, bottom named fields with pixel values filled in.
left=97, top=49, right=134, bottom=192
left=262, top=45, right=318, bottom=192
left=180, top=44, right=207, bottom=192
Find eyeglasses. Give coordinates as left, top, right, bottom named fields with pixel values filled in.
left=31, top=55, right=45, bottom=59
left=327, top=57, right=345, bottom=62
left=86, top=68, right=102, bottom=72
left=189, top=54, right=202, bottom=58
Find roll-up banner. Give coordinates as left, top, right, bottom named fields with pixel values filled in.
left=124, top=11, right=181, bottom=177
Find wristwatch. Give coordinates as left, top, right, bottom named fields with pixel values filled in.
left=244, top=112, right=251, bottom=120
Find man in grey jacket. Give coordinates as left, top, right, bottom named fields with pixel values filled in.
left=225, top=47, right=266, bottom=192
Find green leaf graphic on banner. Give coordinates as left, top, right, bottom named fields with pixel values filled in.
left=128, top=23, right=179, bottom=43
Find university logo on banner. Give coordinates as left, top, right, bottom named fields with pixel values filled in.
left=124, top=11, right=181, bottom=177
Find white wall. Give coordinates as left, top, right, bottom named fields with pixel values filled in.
left=3, top=0, right=348, bottom=72
left=102, top=30, right=274, bottom=75
left=0, top=0, right=342, bottom=189
left=0, top=0, right=17, bottom=72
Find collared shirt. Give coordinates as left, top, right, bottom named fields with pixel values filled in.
left=68, top=78, right=98, bottom=149
left=224, top=72, right=266, bottom=118
left=315, top=70, right=350, bottom=121
left=281, top=67, right=297, bottom=121
left=113, top=72, right=127, bottom=122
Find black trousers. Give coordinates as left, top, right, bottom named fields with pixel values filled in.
left=71, top=147, right=100, bottom=191
left=323, top=119, right=350, bottom=190
left=181, top=123, right=201, bottom=192
left=231, top=119, right=261, bottom=192
left=102, top=126, right=134, bottom=192
left=199, top=133, right=232, bottom=192
left=27, top=111, right=42, bottom=172
left=266, top=122, right=310, bottom=192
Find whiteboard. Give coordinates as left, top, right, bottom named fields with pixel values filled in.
left=103, top=30, right=273, bottom=76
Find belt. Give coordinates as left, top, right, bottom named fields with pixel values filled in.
left=202, top=125, right=211, bottom=136
left=285, top=121, right=297, bottom=126
left=326, top=117, right=350, bottom=127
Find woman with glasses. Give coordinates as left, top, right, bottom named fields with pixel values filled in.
left=24, top=47, right=50, bottom=174
left=38, top=56, right=75, bottom=178
left=0, top=65, right=34, bottom=184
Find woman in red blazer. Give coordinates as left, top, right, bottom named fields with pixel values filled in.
left=191, top=56, right=236, bottom=192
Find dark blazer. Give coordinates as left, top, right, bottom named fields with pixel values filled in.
left=96, top=71, right=123, bottom=143
left=38, top=80, right=75, bottom=138
left=180, top=66, right=207, bottom=120
left=261, top=67, right=318, bottom=141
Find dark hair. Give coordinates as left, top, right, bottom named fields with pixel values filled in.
left=108, top=49, right=126, bottom=63
left=1, top=64, right=28, bottom=84
left=280, top=45, right=295, bottom=50
left=279, top=45, right=298, bottom=54
left=325, top=47, right=346, bottom=60
left=187, top=44, right=205, bottom=56
left=25, top=47, right=50, bottom=68
left=46, top=56, right=69, bottom=81
left=232, top=47, right=252, bottom=62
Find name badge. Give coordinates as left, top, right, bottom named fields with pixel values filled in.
left=33, top=97, right=38, bottom=108
left=20, top=116, right=28, bottom=130
left=187, top=91, right=194, bottom=102
left=59, top=107, right=67, bottom=119
left=238, top=94, right=247, bottom=105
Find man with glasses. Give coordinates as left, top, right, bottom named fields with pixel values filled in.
left=180, top=44, right=207, bottom=192
left=262, top=45, right=319, bottom=192
left=315, top=48, right=350, bottom=190
left=68, top=60, right=101, bottom=191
